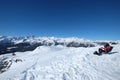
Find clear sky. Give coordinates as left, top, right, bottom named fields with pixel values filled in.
left=0, top=0, right=120, bottom=40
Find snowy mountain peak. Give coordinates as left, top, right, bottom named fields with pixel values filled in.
left=0, top=36, right=95, bottom=46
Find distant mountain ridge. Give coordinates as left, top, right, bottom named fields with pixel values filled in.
left=0, top=36, right=119, bottom=55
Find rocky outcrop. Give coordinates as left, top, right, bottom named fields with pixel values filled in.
left=0, top=57, right=12, bottom=74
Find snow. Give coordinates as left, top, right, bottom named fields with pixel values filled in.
left=7, top=47, right=18, bottom=49
left=0, top=43, right=120, bottom=80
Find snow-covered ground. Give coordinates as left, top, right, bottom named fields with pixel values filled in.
left=0, top=42, right=120, bottom=80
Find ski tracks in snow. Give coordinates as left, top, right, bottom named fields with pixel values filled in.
left=15, top=47, right=99, bottom=80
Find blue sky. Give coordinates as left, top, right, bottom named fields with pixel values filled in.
left=0, top=0, right=120, bottom=40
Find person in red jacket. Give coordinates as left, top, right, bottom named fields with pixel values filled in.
left=94, top=43, right=113, bottom=55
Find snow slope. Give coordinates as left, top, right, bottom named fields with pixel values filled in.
left=0, top=44, right=120, bottom=80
